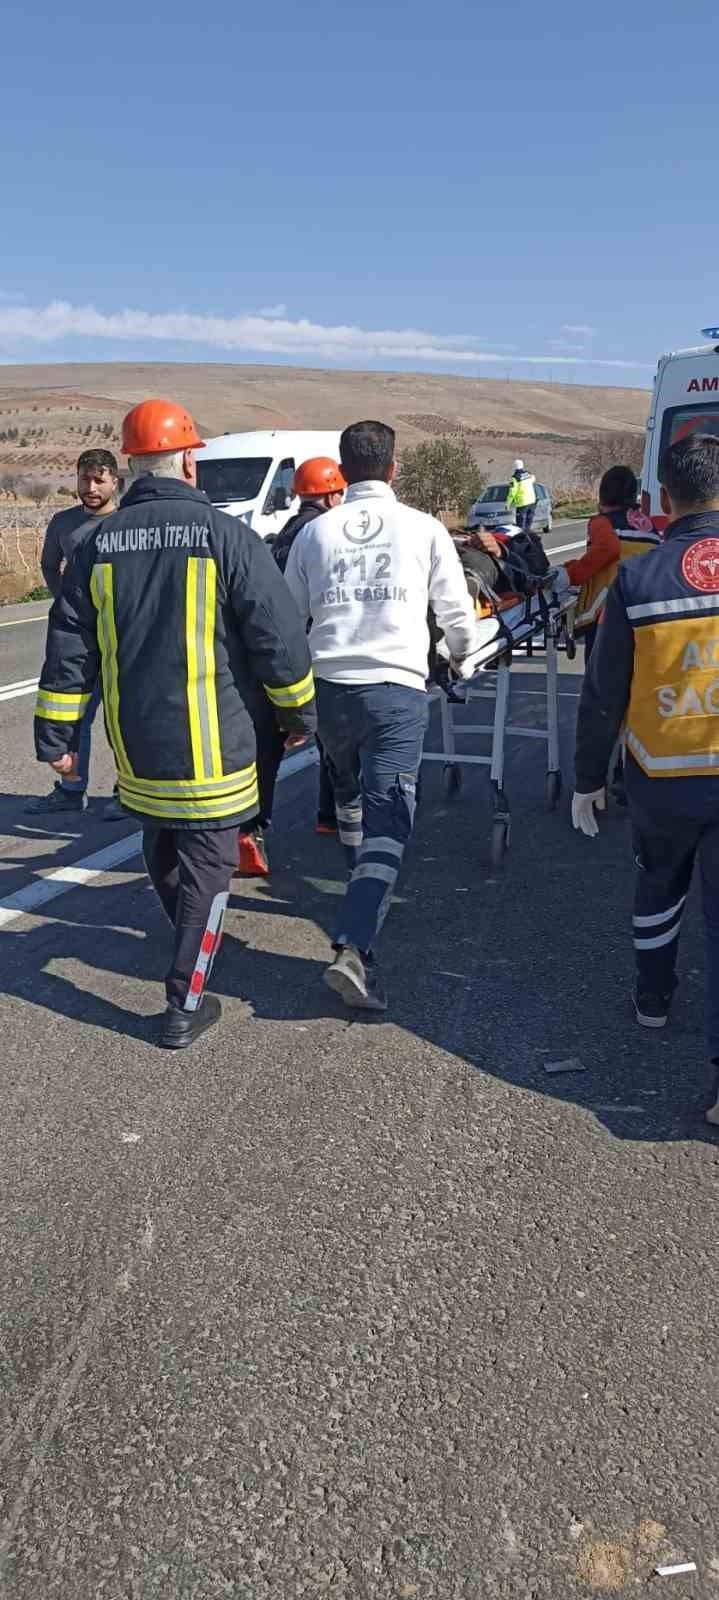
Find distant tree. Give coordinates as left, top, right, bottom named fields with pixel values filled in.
left=395, top=434, right=486, bottom=520
left=574, top=431, right=644, bottom=486
left=18, top=436, right=29, bottom=448
left=22, top=478, right=51, bottom=505
left=0, top=472, right=19, bottom=498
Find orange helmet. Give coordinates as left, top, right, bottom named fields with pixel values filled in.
left=121, top=398, right=205, bottom=456
left=292, top=457, right=346, bottom=498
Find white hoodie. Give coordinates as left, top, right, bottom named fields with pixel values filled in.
left=283, top=481, right=480, bottom=690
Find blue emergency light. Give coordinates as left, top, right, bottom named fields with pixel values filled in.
left=701, top=327, right=719, bottom=339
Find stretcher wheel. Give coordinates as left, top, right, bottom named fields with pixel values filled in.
left=565, top=636, right=577, bottom=661
left=489, top=818, right=509, bottom=869
left=545, top=770, right=562, bottom=810
left=443, top=763, right=463, bottom=798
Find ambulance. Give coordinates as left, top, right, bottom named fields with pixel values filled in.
left=641, top=332, right=719, bottom=529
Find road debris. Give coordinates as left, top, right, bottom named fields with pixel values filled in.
left=543, top=1056, right=587, bottom=1075
left=121, top=1132, right=141, bottom=1144
left=655, top=1562, right=697, bottom=1577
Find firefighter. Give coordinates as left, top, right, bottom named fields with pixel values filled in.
left=237, top=456, right=345, bottom=877
left=572, top=434, right=719, bottom=1123
left=284, top=419, right=489, bottom=1012
left=34, top=398, right=316, bottom=1049
left=506, top=459, right=537, bottom=531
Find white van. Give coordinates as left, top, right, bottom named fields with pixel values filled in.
left=195, top=429, right=341, bottom=540
left=641, top=341, right=719, bottom=527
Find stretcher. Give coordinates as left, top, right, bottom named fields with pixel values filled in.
left=423, top=574, right=579, bottom=868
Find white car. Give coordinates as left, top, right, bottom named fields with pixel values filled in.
left=467, top=481, right=553, bottom=534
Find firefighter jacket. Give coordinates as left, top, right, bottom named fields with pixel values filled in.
left=34, top=476, right=316, bottom=829
left=506, top=470, right=536, bottom=510
left=567, top=509, right=661, bottom=632
left=575, top=511, right=719, bottom=817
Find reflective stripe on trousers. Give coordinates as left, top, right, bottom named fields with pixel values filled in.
left=631, top=801, right=719, bottom=1056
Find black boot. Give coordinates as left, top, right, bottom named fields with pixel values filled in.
left=159, top=994, right=222, bottom=1050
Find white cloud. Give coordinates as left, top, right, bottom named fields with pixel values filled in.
left=561, top=323, right=595, bottom=337
left=0, top=300, right=650, bottom=370
left=256, top=303, right=287, bottom=318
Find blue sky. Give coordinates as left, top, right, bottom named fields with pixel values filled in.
left=0, top=0, right=715, bottom=386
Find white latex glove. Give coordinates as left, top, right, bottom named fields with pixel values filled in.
left=551, top=565, right=572, bottom=596
left=571, top=789, right=606, bottom=837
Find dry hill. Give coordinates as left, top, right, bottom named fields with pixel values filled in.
left=0, top=362, right=650, bottom=497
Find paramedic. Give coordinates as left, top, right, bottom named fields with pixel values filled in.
left=506, top=459, right=537, bottom=531
left=34, top=398, right=316, bottom=1049
left=27, top=448, right=123, bottom=819
left=284, top=418, right=491, bottom=1012
left=237, top=456, right=345, bottom=875
left=572, top=434, right=719, bottom=1123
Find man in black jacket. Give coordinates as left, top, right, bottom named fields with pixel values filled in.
left=28, top=448, right=120, bottom=817
left=237, top=456, right=345, bottom=875
left=34, top=399, right=316, bottom=1049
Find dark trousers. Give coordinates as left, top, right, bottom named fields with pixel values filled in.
left=143, top=825, right=238, bottom=1010
left=250, top=695, right=336, bottom=830
left=631, top=803, right=719, bottom=1057
left=515, top=503, right=536, bottom=532
left=316, top=679, right=429, bottom=954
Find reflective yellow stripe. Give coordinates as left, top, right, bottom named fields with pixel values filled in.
left=90, top=564, right=132, bottom=775
left=35, top=688, right=91, bottom=723
left=264, top=669, right=314, bottom=709
left=117, top=779, right=260, bottom=821
left=203, top=559, right=223, bottom=778
left=120, top=765, right=257, bottom=801
left=186, top=558, right=223, bottom=780
left=185, top=557, right=203, bottom=778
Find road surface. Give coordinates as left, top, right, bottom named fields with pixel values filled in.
left=0, top=531, right=717, bottom=1599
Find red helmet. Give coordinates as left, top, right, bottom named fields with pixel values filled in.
left=292, top=457, right=346, bottom=498
left=121, top=398, right=205, bottom=456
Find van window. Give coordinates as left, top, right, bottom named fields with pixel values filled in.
left=536, top=485, right=547, bottom=499
left=484, top=484, right=508, bottom=502
left=263, top=457, right=295, bottom=513
left=659, top=402, right=719, bottom=457
left=196, top=457, right=272, bottom=504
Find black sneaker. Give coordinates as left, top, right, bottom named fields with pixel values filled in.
left=706, top=1061, right=719, bottom=1127
left=324, top=945, right=388, bottom=1012
left=159, top=993, right=222, bottom=1049
left=633, top=987, right=674, bottom=1029
left=25, top=784, right=87, bottom=815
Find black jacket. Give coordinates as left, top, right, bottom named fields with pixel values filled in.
left=35, top=477, right=316, bottom=828
left=270, top=499, right=328, bottom=574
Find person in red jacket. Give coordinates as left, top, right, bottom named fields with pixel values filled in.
left=563, top=466, right=659, bottom=660
left=562, top=467, right=660, bottom=803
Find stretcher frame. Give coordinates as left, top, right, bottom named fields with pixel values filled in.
left=423, top=584, right=578, bottom=868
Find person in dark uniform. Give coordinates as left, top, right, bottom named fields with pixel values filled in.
left=34, top=398, right=316, bottom=1049
left=27, top=448, right=123, bottom=818
left=572, top=433, right=719, bottom=1123
left=236, top=456, right=345, bottom=876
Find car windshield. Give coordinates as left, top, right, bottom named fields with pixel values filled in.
left=481, top=484, right=509, bottom=503
left=196, top=457, right=271, bottom=504
left=660, top=401, right=719, bottom=456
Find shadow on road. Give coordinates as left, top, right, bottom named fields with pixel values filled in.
left=1, top=741, right=716, bottom=1150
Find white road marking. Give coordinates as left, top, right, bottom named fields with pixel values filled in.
left=0, top=743, right=318, bottom=931
left=0, top=678, right=39, bottom=702
left=0, top=615, right=47, bottom=629
left=545, top=539, right=585, bottom=556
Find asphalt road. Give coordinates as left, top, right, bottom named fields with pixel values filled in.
left=1, top=535, right=718, bottom=1600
